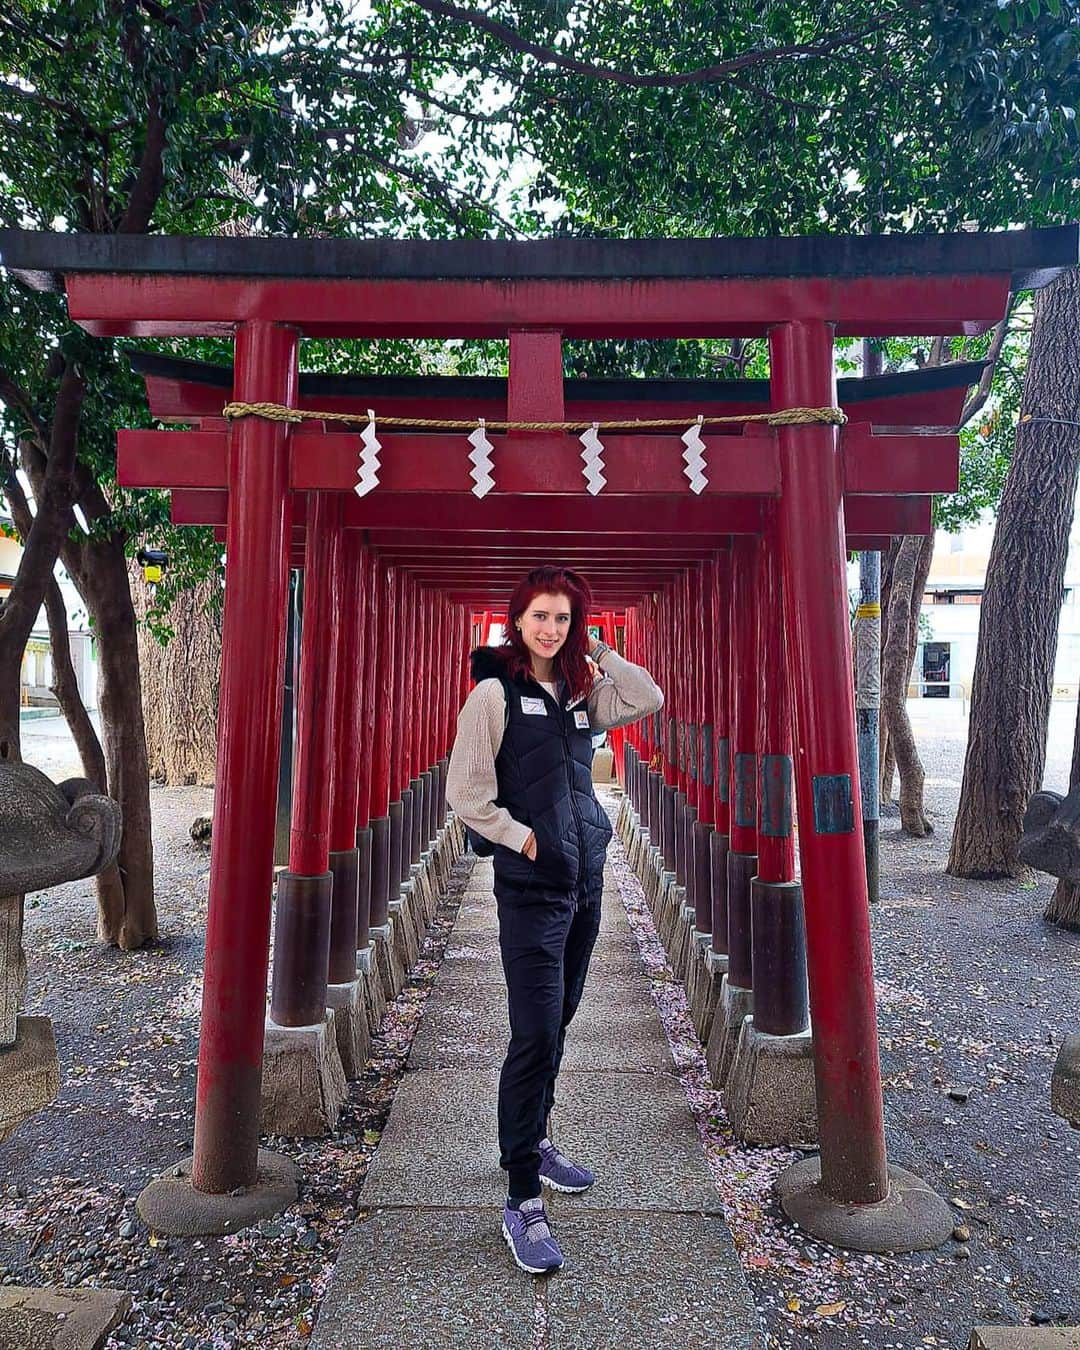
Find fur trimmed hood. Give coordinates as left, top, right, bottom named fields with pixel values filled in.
left=469, top=645, right=513, bottom=683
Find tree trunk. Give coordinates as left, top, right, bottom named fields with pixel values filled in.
left=82, top=536, right=158, bottom=948
left=0, top=373, right=85, bottom=763
left=881, top=535, right=933, bottom=835
left=1045, top=697, right=1080, bottom=930
left=948, top=268, right=1080, bottom=878
left=42, top=579, right=107, bottom=791
left=132, top=567, right=220, bottom=786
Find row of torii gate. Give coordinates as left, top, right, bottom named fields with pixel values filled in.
left=2, top=225, right=1076, bottom=1250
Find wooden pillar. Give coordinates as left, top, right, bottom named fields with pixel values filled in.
left=192, top=320, right=297, bottom=1194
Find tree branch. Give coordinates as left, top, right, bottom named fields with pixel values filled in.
left=959, top=311, right=1013, bottom=427
left=368, top=152, right=523, bottom=236
left=118, top=96, right=167, bottom=233
left=408, top=0, right=892, bottom=87
left=0, top=366, right=49, bottom=449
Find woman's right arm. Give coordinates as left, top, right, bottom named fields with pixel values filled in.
left=446, top=679, right=534, bottom=855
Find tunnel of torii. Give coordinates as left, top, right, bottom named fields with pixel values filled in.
left=2, top=225, right=1076, bottom=1249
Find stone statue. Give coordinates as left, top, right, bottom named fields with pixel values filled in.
left=1018, top=787, right=1080, bottom=1128
left=0, top=760, right=121, bottom=1142
left=1017, top=786, right=1080, bottom=884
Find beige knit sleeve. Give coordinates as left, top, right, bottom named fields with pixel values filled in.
left=587, top=650, right=665, bottom=732
left=446, top=679, right=533, bottom=854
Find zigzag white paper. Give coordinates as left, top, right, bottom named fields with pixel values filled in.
left=681, top=419, right=708, bottom=495
left=579, top=424, right=607, bottom=495
left=468, top=422, right=495, bottom=498
left=355, top=410, right=382, bottom=497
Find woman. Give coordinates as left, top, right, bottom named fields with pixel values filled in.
left=446, top=565, right=663, bottom=1274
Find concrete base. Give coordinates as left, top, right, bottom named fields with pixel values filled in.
left=1051, top=1034, right=1080, bottom=1125
left=0, top=1284, right=130, bottom=1348
left=376, top=917, right=406, bottom=1001
left=775, top=1156, right=955, bottom=1253
left=670, top=905, right=695, bottom=981
left=970, top=1331, right=1080, bottom=1349
left=390, top=892, right=420, bottom=971
left=359, top=949, right=387, bottom=1034
left=706, top=977, right=753, bottom=1087
left=724, top=1017, right=818, bottom=1148
left=0, top=1015, right=60, bottom=1144
left=260, top=1012, right=346, bottom=1137
left=137, top=1149, right=299, bottom=1237
left=658, top=880, right=682, bottom=952
left=686, top=933, right=716, bottom=1042
left=326, top=979, right=371, bottom=1080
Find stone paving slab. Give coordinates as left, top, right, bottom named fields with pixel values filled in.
left=408, top=976, right=671, bottom=1072
left=362, top=1067, right=722, bottom=1214
left=311, top=1207, right=758, bottom=1350
left=0, top=1285, right=130, bottom=1350
left=542, top=1209, right=759, bottom=1350
left=321, top=851, right=757, bottom=1346
left=310, top=1208, right=532, bottom=1349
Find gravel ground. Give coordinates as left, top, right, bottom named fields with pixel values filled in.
left=1, top=704, right=1078, bottom=1349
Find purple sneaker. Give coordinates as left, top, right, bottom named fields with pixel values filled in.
left=501, top=1197, right=564, bottom=1274
left=538, top=1140, right=595, bottom=1194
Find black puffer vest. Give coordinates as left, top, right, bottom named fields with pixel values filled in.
left=471, top=647, right=613, bottom=896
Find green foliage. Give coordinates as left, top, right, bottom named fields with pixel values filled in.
left=2, top=0, right=1075, bottom=606
left=0, top=0, right=524, bottom=639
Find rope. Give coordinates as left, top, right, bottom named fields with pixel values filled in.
left=220, top=401, right=846, bottom=431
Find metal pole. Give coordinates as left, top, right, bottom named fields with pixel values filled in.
left=858, top=337, right=883, bottom=904
left=856, top=550, right=882, bottom=905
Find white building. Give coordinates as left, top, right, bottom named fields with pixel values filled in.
left=0, top=512, right=99, bottom=714
left=912, top=514, right=1080, bottom=700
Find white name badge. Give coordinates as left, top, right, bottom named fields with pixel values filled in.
left=574, top=710, right=591, bottom=730
left=520, top=697, right=547, bottom=716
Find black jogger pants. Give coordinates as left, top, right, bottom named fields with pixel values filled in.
left=494, top=877, right=603, bottom=1200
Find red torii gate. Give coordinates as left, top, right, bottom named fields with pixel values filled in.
left=2, top=224, right=1074, bottom=1250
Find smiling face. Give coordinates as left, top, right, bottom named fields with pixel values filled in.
left=516, top=591, right=573, bottom=669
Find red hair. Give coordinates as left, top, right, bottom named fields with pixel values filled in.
left=501, top=566, right=594, bottom=701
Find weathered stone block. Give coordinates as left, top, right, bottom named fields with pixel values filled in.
left=970, top=1328, right=1080, bottom=1349
left=0, top=1284, right=130, bottom=1349
left=1051, top=1034, right=1080, bottom=1126
left=326, top=979, right=371, bottom=1080
left=706, top=977, right=753, bottom=1087
left=260, top=1013, right=346, bottom=1137
left=0, top=1016, right=60, bottom=1145
left=724, top=1017, right=818, bottom=1148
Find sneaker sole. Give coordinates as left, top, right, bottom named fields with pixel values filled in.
left=501, top=1222, right=563, bottom=1275
left=539, top=1173, right=595, bottom=1195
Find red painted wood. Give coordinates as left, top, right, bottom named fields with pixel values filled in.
left=756, top=509, right=796, bottom=884
left=711, top=549, right=731, bottom=835
left=68, top=272, right=1011, bottom=339
left=508, top=330, right=564, bottom=424
left=728, top=536, right=761, bottom=857
left=122, top=424, right=956, bottom=498
left=843, top=426, right=959, bottom=494
left=142, top=372, right=973, bottom=431
left=192, top=320, right=297, bottom=1195
left=368, top=563, right=397, bottom=819
left=696, top=562, right=715, bottom=828
left=355, top=549, right=378, bottom=831
left=769, top=317, right=888, bottom=1206
left=175, top=490, right=768, bottom=535
left=289, top=492, right=343, bottom=875
left=330, top=533, right=366, bottom=852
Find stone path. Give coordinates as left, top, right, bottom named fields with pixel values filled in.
left=313, top=854, right=760, bottom=1348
